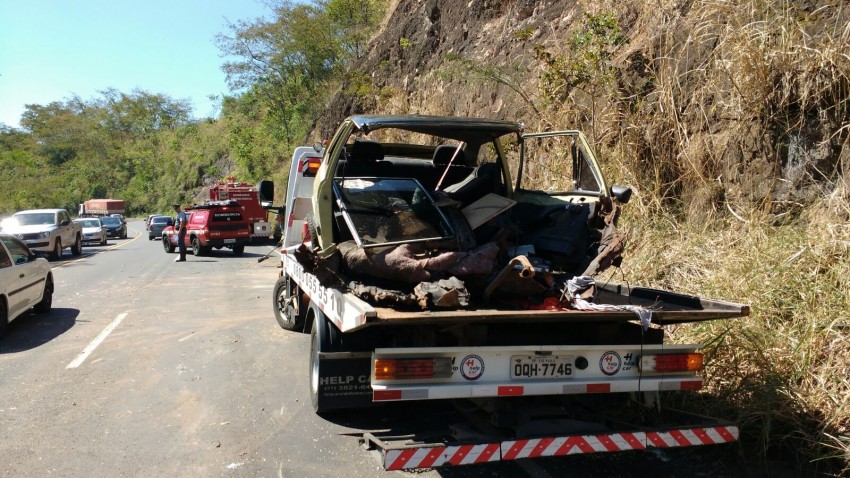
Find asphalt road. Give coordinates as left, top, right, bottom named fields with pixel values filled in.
left=0, top=221, right=742, bottom=477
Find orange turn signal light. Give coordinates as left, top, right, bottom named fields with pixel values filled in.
left=640, top=353, right=703, bottom=373
left=374, top=358, right=452, bottom=380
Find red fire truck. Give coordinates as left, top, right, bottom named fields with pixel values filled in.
left=207, top=177, right=273, bottom=240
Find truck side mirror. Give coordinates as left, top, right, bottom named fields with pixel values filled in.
left=258, top=180, right=275, bottom=203
left=610, top=185, right=633, bottom=204
left=60, top=219, right=70, bottom=226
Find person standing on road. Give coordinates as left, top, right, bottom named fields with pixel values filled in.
left=173, top=204, right=188, bottom=262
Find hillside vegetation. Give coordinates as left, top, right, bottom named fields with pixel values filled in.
left=1, top=0, right=848, bottom=474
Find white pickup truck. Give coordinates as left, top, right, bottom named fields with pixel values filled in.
left=272, top=115, right=749, bottom=470
left=2, top=209, right=82, bottom=260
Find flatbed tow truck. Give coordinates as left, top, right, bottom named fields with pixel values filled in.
left=273, top=115, right=749, bottom=471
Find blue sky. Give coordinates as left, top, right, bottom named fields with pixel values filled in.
left=0, top=0, right=272, bottom=128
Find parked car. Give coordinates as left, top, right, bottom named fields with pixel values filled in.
left=148, top=216, right=173, bottom=240
left=0, top=233, right=53, bottom=338
left=146, top=214, right=161, bottom=230
left=3, top=209, right=82, bottom=260
left=74, top=218, right=108, bottom=246
left=100, top=216, right=127, bottom=239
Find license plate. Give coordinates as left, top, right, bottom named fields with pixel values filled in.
left=511, top=355, right=573, bottom=379
left=224, top=239, right=236, bottom=244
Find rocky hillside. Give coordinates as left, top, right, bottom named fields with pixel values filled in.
left=314, top=1, right=850, bottom=473
left=317, top=0, right=849, bottom=220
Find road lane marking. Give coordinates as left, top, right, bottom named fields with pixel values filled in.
left=54, top=228, right=144, bottom=268
left=66, top=312, right=128, bottom=369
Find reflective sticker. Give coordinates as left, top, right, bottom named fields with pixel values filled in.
left=599, top=351, right=622, bottom=376
left=460, top=354, right=485, bottom=381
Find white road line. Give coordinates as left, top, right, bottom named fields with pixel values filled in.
left=66, top=312, right=128, bottom=369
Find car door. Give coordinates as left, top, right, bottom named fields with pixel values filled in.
left=0, top=240, right=25, bottom=318
left=0, top=236, right=44, bottom=315
left=0, top=237, right=44, bottom=320
left=57, top=210, right=73, bottom=246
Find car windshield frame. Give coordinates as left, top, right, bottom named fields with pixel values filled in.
left=101, top=217, right=121, bottom=226
left=333, top=177, right=455, bottom=248
left=13, top=213, right=55, bottom=226
left=76, top=219, right=102, bottom=228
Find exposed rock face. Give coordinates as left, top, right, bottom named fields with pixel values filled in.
left=316, top=0, right=579, bottom=138
left=315, top=0, right=849, bottom=213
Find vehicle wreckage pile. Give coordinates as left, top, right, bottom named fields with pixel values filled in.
left=292, top=192, right=626, bottom=311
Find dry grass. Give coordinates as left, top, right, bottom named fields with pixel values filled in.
left=526, top=0, right=850, bottom=473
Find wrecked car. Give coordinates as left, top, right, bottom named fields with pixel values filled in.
left=271, top=115, right=749, bottom=469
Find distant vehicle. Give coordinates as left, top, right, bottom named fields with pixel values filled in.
left=162, top=201, right=250, bottom=255
left=146, top=214, right=160, bottom=230
left=0, top=233, right=53, bottom=338
left=78, top=199, right=126, bottom=218
left=4, top=209, right=82, bottom=260
left=100, top=216, right=127, bottom=239
left=207, top=177, right=275, bottom=240
left=148, top=216, right=172, bottom=240
left=74, top=218, right=108, bottom=246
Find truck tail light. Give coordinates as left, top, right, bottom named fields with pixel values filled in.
left=640, top=353, right=703, bottom=373
left=374, top=358, right=452, bottom=380
left=303, top=156, right=322, bottom=177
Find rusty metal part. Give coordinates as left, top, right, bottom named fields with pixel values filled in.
left=483, top=255, right=535, bottom=304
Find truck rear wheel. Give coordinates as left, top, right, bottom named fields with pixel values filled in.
left=310, top=310, right=335, bottom=414
left=232, top=245, right=245, bottom=255
left=71, top=234, right=82, bottom=255
left=273, top=275, right=303, bottom=331
left=162, top=236, right=175, bottom=253
left=191, top=237, right=203, bottom=256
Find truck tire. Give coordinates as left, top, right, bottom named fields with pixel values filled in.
left=162, top=236, right=175, bottom=253
left=232, top=245, right=245, bottom=255
left=34, top=276, right=53, bottom=313
left=191, top=237, right=203, bottom=256
left=273, top=275, right=303, bottom=331
left=305, top=213, right=319, bottom=251
left=310, top=310, right=335, bottom=414
left=71, top=234, right=82, bottom=256
left=50, top=239, right=62, bottom=260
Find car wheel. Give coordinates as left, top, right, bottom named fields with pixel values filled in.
left=34, top=276, right=53, bottom=313
left=50, top=238, right=62, bottom=260
left=71, top=234, right=82, bottom=255
left=274, top=275, right=303, bottom=331
left=162, top=235, right=175, bottom=253
left=232, top=245, right=245, bottom=255
left=191, top=237, right=203, bottom=256
left=101, top=236, right=107, bottom=246
left=0, top=299, right=7, bottom=338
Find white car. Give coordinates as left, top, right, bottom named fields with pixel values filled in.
left=74, top=218, right=108, bottom=246
left=0, top=233, right=53, bottom=338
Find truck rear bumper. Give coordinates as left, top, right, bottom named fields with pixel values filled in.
left=363, top=418, right=739, bottom=470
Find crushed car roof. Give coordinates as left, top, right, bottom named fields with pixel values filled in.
left=348, top=115, right=523, bottom=142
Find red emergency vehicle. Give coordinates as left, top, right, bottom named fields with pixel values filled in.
left=208, top=177, right=272, bottom=240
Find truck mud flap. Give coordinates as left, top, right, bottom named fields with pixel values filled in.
left=359, top=412, right=739, bottom=471
left=316, top=352, right=373, bottom=410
